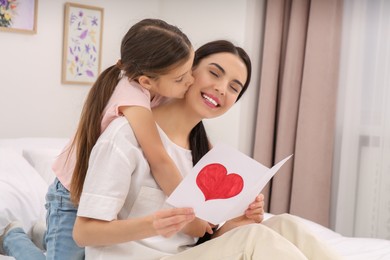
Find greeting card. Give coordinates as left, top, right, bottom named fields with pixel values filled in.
left=166, top=143, right=292, bottom=224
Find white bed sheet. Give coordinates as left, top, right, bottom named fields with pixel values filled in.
left=263, top=213, right=390, bottom=259
left=1, top=138, right=390, bottom=260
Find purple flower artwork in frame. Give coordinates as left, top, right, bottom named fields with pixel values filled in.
left=62, top=3, right=104, bottom=85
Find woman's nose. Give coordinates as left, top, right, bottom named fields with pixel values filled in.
left=214, top=83, right=227, bottom=96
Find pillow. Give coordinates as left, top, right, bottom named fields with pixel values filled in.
left=0, top=149, right=48, bottom=235
left=0, top=138, right=68, bottom=155
left=22, top=149, right=61, bottom=185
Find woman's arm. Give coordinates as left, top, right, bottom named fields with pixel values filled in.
left=73, top=207, right=195, bottom=247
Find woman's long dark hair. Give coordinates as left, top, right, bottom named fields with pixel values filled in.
left=189, top=40, right=252, bottom=165
left=192, top=40, right=251, bottom=245
left=70, top=19, right=192, bottom=204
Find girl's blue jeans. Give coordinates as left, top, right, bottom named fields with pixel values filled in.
left=3, top=178, right=85, bottom=260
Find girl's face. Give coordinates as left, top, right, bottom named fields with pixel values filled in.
left=149, top=50, right=195, bottom=98
left=185, top=52, right=248, bottom=119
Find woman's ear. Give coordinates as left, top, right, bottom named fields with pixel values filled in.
left=138, top=75, right=153, bottom=90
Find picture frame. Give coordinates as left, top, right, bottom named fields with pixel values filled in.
left=0, top=0, right=38, bottom=34
left=62, top=2, right=104, bottom=85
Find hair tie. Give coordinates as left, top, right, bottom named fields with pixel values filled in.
left=116, top=59, right=122, bottom=69
left=116, top=60, right=125, bottom=79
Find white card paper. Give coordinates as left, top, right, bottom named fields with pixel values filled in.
left=166, top=143, right=292, bottom=224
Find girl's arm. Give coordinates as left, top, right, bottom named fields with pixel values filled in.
left=73, top=207, right=195, bottom=247
left=121, top=106, right=212, bottom=237
left=121, top=106, right=182, bottom=196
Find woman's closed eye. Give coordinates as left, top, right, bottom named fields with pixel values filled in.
left=209, top=70, right=219, bottom=77
left=210, top=70, right=241, bottom=93
left=230, top=84, right=239, bottom=93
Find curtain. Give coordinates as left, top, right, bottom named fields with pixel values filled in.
left=253, top=0, right=342, bottom=227
left=332, top=0, right=390, bottom=239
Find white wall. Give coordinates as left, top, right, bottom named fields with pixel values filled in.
left=0, top=0, right=264, bottom=156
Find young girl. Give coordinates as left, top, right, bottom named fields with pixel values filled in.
left=64, top=18, right=194, bottom=205
left=1, top=18, right=194, bottom=260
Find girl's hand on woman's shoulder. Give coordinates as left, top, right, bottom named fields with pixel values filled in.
left=152, top=207, right=195, bottom=238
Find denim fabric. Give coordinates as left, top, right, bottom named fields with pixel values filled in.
left=45, top=178, right=85, bottom=260
left=3, top=227, right=45, bottom=260
left=2, top=178, right=84, bottom=259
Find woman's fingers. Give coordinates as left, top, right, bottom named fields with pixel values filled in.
left=205, top=223, right=214, bottom=234
left=245, top=209, right=264, bottom=223
left=245, top=194, right=265, bottom=223
left=247, top=195, right=264, bottom=211
left=154, top=207, right=194, bottom=219
left=153, top=208, right=195, bottom=238
left=154, top=213, right=194, bottom=230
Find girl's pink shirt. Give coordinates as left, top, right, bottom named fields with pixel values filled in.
left=52, top=77, right=165, bottom=190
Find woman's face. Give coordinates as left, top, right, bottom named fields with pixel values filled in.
left=185, top=52, right=248, bottom=119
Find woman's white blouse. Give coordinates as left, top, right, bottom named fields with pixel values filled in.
left=77, top=117, right=197, bottom=260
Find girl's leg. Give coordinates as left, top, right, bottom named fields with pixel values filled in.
left=164, top=223, right=307, bottom=260
left=3, top=225, right=45, bottom=260
left=45, top=178, right=84, bottom=260
left=262, top=214, right=344, bottom=260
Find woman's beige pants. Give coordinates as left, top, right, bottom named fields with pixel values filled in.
left=164, top=214, right=343, bottom=260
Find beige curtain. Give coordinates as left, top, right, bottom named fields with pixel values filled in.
left=253, top=0, right=342, bottom=227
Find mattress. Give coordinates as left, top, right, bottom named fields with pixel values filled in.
left=1, top=138, right=389, bottom=259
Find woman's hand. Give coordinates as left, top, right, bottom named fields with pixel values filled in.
left=228, top=193, right=265, bottom=226
left=212, top=194, right=265, bottom=238
left=152, top=207, right=196, bottom=238
left=244, top=193, right=265, bottom=223
left=181, top=217, right=214, bottom=238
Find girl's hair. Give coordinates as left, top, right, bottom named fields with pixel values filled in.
left=70, top=18, right=192, bottom=204
left=189, top=40, right=252, bottom=165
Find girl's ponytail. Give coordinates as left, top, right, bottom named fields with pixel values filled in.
left=70, top=65, right=120, bottom=204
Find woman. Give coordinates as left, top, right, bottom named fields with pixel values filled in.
left=73, top=40, right=343, bottom=259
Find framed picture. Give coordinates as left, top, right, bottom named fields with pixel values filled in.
left=62, top=3, right=104, bottom=85
left=0, top=0, right=38, bottom=34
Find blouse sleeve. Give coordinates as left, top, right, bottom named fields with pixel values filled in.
left=77, top=140, right=137, bottom=221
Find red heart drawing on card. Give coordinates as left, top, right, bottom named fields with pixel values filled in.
left=196, top=163, right=244, bottom=201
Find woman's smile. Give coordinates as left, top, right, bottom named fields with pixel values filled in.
left=201, top=92, right=220, bottom=108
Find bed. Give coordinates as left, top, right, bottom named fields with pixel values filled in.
left=1, top=138, right=390, bottom=260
